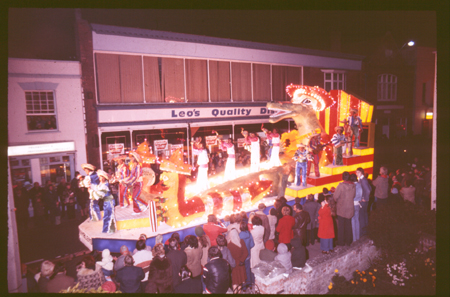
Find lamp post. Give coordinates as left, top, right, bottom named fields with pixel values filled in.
left=400, top=40, right=415, bottom=50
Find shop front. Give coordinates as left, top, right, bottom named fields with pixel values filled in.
left=8, top=141, right=76, bottom=186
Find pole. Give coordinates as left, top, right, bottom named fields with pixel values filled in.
left=431, top=51, right=437, bottom=210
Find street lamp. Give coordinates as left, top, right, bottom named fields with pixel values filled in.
left=400, top=40, right=415, bottom=49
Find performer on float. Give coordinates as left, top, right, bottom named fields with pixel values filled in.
left=81, top=163, right=101, bottom=221
left=348, top=108, right=363, bottom=148
left=340, top=119, right=353, bottom=156
left=193, top=138, right=210, bottom=192
left=294, top=144, right=308, bottom=187
left=115, top=156, right=130, bottom=208
left=262, top=124, right=282, bottom=168
left=242, top=128, right=260, bottom=173
left=94, top=170, right=116, bottom=234
left=307, top=133, right=323, bottom=177
left=331, top=126, right=346, bottom=166
left=123, top=151, right=148, bottom=214
left=215, top=131, right=235, bottom=181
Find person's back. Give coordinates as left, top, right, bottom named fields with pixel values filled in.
left=173, top=266, right=203, bottom=294
left=274, top=243, right=292, bottom=274
left=166, top=238, right=187, bottom=288
left=203, top=247, right=231, bottom=294
left=290, top=237, right=306, bottom=268
left=115, top=254, right=145, bottom=293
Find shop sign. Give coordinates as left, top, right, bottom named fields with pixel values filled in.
left=107, top=143, right=124, bottom=161
left=8, top=141, right=75, bottom=157
left=98, top=105, right=276, bottom=123
left=154, top=139, right=169, bottom=150
left=170, top=144, right=184, bottom=154
left=205, top=135, right=217, bottom=146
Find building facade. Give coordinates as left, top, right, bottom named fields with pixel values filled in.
left=75, top=18, right=365, bottom=171
left=8, top=58, right=87, bottom=186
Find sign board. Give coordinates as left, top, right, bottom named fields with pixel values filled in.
left=205, top=135, right=217, bottom=146
left=154, top=139, right=169, bottom=157
left=237, top=138, right=246, bottom=148
left=170, top=144, right=184, bottom=154
left=107, top=143, right=124, bottom=161
left=8, top=141, right=75, bottom=157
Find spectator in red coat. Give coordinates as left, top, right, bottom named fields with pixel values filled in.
left=203, top=214, right=227, bottom=246
left=318, top=196, right=335, bottom=254
left=276, top=206, right=295, bottom=249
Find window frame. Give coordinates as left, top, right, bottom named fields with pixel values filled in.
left=25, top=90, right=58, bottom=132
left=321, top=69, right=347, bottom=92
left=377, top=74, right=397, bottom=101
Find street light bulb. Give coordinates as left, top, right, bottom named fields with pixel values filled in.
left=407, top=41, right=415, bottom=46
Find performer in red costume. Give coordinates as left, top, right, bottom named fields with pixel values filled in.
left=115, top=156, right=130, bottom=208
left=123, top=151, right=148, bottom=214
left=307, top=133, right=322, bottom=177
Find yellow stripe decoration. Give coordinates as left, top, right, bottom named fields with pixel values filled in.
left=325, top=107, right=330, bottom=135
left=339, top=91, right=349, bottom=123
left=367, top=105, right=374, bottom=123
left=360, top=100, right=369, bottom=123
left=321, top=161, right=373, bottom=176
left=352, top=147, right=374, bottom=156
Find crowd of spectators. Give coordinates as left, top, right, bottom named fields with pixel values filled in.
left=18, top=156, right=432, bottom=293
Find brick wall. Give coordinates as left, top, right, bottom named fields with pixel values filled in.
left=75, top=12, right=101, bottom=167
left=255, top=237, right=380, bottom=294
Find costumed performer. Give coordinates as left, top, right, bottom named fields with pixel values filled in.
left=215, top=131, right=235, bottom=181
left=348, top=108, right=363, bottom=148
left=115, top=156, right=130, bottom=208
left=262, top=124, right=282, bottom=168
left=307, top=133, right=323, bottom=177
left=94, top=170, right=116, bottom=233
left=123, top=151, right=148, bottom=214
left=340, top=119, right=353, bottom=157
left=242, top=128, right=260, bottom=173
left=331, top=126, right=346, bottom=166
left=81, top=163, right=102, bottom=221
left=294, top=144, right=308, bottom=187
left=193, top=138, right=210, bottom=192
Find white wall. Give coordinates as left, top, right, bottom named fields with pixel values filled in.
left=8, top=58, right=87, bottom=169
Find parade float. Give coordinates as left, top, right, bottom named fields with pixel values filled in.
left=79, top=85, right=374, bottom=252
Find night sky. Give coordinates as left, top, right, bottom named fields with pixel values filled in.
left=8, top=6, right=439, bottom=61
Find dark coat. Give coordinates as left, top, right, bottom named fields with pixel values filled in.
left=166, top=249, right=187, bottom=288
left=203, top=258, right=231, bottom=294
left=46, top=273, right=75, bottom=293
left=334, top=181, right=356, bottom=219
left=145, top=256, right=173, bottom=293
left=173, top=276, right=203, bottom=294
left=115, top=266, right=144, bottom=293
left=290, top=237, right=306, bottom=268
left=293, top=211, right=310, bottom=241
left=359, top=176, right=371, bottom=202
left=302, top=200, right=320, bottom=230
left=227, top=239, right=248, bottom=286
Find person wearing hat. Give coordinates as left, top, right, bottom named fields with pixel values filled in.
left=307, top=133, right=324, bottom=177
left=93, top=170, right=116, bottom=233
left=339, top=118, right=353, bottom=157
left=331, top=126, right=346, bottom=166
left=294, top=143, right=308, bottom=187
left=347, top=108, right=363, bottom=148
left=115, top=156, right=131, bottom=208
left=123, top=151, right=149, bottom=214
left=218, top=136, right=236, bottom=182
left=81, top=163, right=102, bottom=221
left=242, top=128, right=260, bottom=173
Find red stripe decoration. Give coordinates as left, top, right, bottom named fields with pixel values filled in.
left=230, top=190, right=242, bottom=212
left=207, top=192, right=224, bottom=215
left=343, top=154, right=374, bottom=166
left=148, top=200, right=158, bottom=232
left=349, top=94, right=361, bottom=112
left=306, top=167, right=374, bottom=186
left=328, top=91, right=339, bottom=135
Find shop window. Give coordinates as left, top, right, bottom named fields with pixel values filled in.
left=96, top=53, right=144, bottom=103
left=323, top=70, right=346, bottom=92
left=133, top=128, right=187, bottom=160
left=161, top=57, right=185, bottom=102
left=231, top=62, right=252, bottom=102
left=253, top=64, right=271, bottom=102
left=185, top=59, right=208, bottom=102
left=209, top=60, right=231, bottom=102
left=25, top=91, right=57, bottom=131
left=143, top=56, right=163, bottom=103
left=377, top=74, right=397, bottom=101
left=101, top=131, right=131, bottom=170
left=272, top=65, right=302, bottom=101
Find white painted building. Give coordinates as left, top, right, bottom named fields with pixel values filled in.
left=8, top=58, right=87, bottom=186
